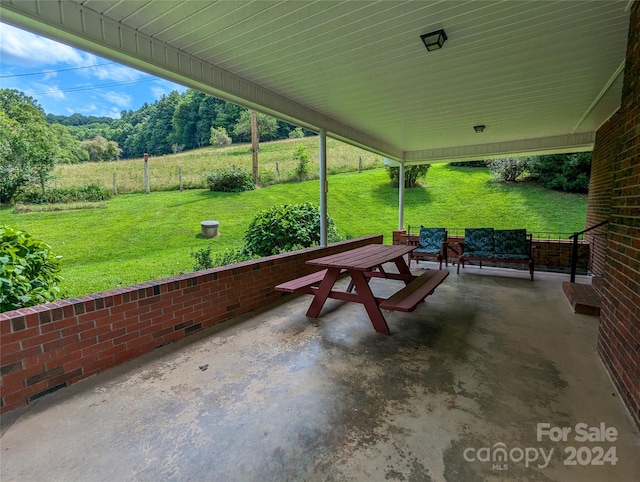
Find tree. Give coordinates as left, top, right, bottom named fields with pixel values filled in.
left=489, top=157, right=529, bottom=182
left=232, top=109, right=279, bottom=142
left=197, top=95, right=223, bottom=146
left=293, top=144, right=310, bottom=180
left=49, top=124, right=90, bottom=163
left=148, top=91, right=181, bottom=155
left=81, top=136, right=121, bottom=162
left=386, top=164, right=430, bottom=188
left=213, top=101, right=244, bottom=141
left=529, top=152, right=591, bottom=193
left=0, top=90, right=57, bottom=202
left=210, top=127, right=232, bottom=147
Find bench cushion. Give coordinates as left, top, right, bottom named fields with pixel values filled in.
left=417, top=227, right=446, bottom=253
left=494, top=229, right=528, bottom=256
left=463, top=228, right=494, bottom=254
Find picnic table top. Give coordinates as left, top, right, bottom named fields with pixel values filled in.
left=306, top=244, right=414, bottom=271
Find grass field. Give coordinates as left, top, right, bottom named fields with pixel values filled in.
left=0, top=158, right=587, bottom=299
left=51, top=137, right=383, bottom=193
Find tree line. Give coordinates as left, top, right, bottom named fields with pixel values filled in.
left=44, top=89, right=309, bottom=160
left=0, top=87, right=311, bottom=203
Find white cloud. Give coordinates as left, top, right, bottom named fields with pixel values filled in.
left=29, top=82, right=66, bottom=100
left=102, top=91, right=132, bottom=108
left=90, top=63, right=142, bottom=82
left=0, top=23, right=88, bottom=66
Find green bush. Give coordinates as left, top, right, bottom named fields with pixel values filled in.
left=206, top=167, right=255, bottom=192
left=489, top=157, right=529, bottom=182
left=191, top=246, right=256, bottom=271
left=386, top=164, right=430, bottom=187
left=16, top=183, right=113, bottom=204
left=288, top=127, right=304, bottom=139
left=258, top=168, right=279, bottom=186
left=293, top=144, right=310, bottom=181
left=529, top=152, right=591, bottom=193
left=210, top=126, right=232, bottom=147
left=1, top=225, right=62, bottom=312
left=244, top=202, right=340, bottom=257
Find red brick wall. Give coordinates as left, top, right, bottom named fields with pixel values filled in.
left=594, top=1, right=640, bottom=430
left=587, top=112, right=620, bottom=291
left=0, top=235, right=383, bottom=413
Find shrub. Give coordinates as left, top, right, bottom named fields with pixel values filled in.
left=210, top=126, right=232, bottom=147
left=191, top=245, right=213, bottom=271
left=80, top=135, right=121, bottom=161
left=0, top=225, right=62, bottom=312
left=16, top=183, right=113, bottom=204
left=191, top=246, right=256, bottom=271
left=244, top=202, right=340, bottom=257
left=288, top=127, right=304, bottom=139
left=258, top=168, right=279, bottom=186
left=386, top=164, right=430, bottom=187
left=489, top=157, right=529, bottom=182
left=206, top=167, right=255, bottom=192
left=293, top=144, right=310, bottom=181
left=528, top=152, right=591, bottom=193
left=212, top=248, right=256, bottom=267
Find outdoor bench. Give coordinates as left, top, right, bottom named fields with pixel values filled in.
left=275, top=269, right=347, bottom=294
left=379, top=270, right=449, bottom=312
left=456, top=228, right=535, bottom=280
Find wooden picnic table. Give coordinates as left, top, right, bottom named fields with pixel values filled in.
left=275, top=244, right=448, bottom=335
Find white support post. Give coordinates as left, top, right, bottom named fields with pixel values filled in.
left=319, top=130, right=328, bottom=246
left=398, top=162, right=405, bottom=230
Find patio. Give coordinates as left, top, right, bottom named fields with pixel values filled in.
left=2, top=265, right=638, bottom=481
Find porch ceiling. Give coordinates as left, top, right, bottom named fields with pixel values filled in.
left=0, top=0, right=631, bottom=162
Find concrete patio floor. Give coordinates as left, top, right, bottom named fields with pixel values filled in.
left=2, top=264, right=639, bottom=481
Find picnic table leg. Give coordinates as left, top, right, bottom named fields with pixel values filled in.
left=392, top=256, right=415, bottom=285
left=349, top=271, right=391, bottom=335
left=306, top=268, right=342, bottom=318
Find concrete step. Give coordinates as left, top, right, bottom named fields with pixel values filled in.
left=562, top=282, right=601, bottom=316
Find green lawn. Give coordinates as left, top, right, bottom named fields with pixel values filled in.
left=0, top=164, right=587, bottom=298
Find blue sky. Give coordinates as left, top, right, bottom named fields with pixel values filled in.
left=0, top=23, right=187, bottom=118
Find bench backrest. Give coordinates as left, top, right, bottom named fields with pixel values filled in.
left=418, top=226, right=447, bottom=250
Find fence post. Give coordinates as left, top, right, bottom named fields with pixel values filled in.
left=179, top=168, right=183, bottom=192
left=144, top=153, right=150, bottom=194
left=112, top=172, right=117, bottom=195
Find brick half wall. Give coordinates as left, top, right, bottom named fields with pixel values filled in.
left=0, top=235, right=383, bottom=413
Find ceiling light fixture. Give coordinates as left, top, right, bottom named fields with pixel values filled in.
left=473, top=125, right=486, bottom=133
left=420, top=29, right=447, bottom=51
